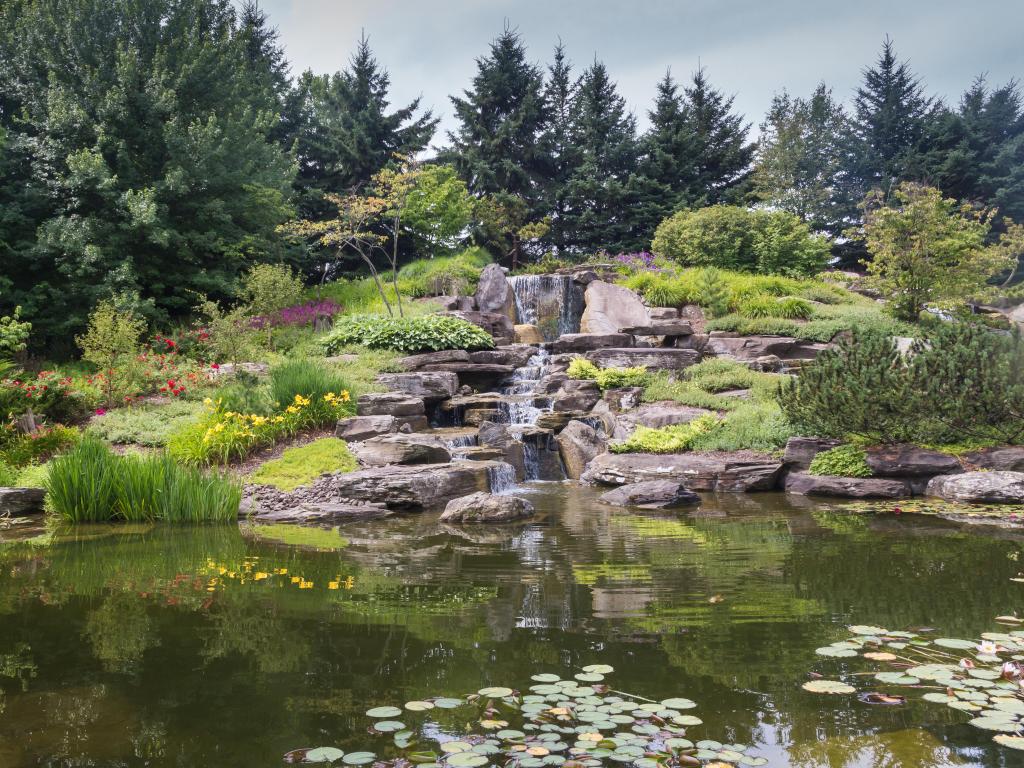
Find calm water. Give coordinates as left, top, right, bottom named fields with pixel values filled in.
left=1, top=486, right=1023, bottom=768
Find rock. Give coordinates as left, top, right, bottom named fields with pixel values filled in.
left=510, top=425, right=565, bottom=480
left=865, top=444, right=962, bottom=477
left=926, top=471, right=1024, bottom=504
left=964, top=447, right=1024, bottom=472
left=328, top=462, right=499, bottom=510
left=782, top=436, right=842, bottom=471
left=603, top=387, right=645, bottom=412
left=356, top=392, right=426, bottom=418
left=556, top=420, right=608, bottom=480
left=1009, top=303, right=1024, bottom=329
left=706, top=334, right=798, bottom=360
left=581, top=451, right=783, bottom=492
left=440, top=491, right=535, bottom=523
left=552, top=380, right=601, bottom=412
left=397, top=349, right=470, bottom=370
left=477, top=421, right=526, bottom=478
left=548, top=333, right=633, bottom=353
left=469, top=345, right=537, bottom=368
left=335, top=415, right=398, bottom=442
left=464, top=408, right=502, bottom=426
left=450, top=445, right=507, bottom=462
left=618, top=321, right=694, bottom=336
left=210, top=361, right=269, bottom=378
left=442, top=310, right=515, bottom=344
left=617, top=402, right=712, bottom=432
left=434, top=295, right=475, bottom=312
left=0, top=487, right=46, bottom=517
left=599, top=480, right=700, bottom=509
left=571, top=268, right=600, bottom=285
left=416, top=362, right=516, bottom=378
left=785, top=472, right=913, bottom=498
left=474, top=263, right=514, bottom=318
left=751, top=355, right=785, bottom=373
left=377, top=371, right=459, bottom=402
left=580, top=281, right=650, bottom=335
left=535, top=410, right=588, bottom=432
left=584, top=348, right=700, bottom=371
left=351, top=434, right=452, bottom=466
left=514, top=324, right=544, bottom=344
left=250, top=501, right=393, bottom=524
left=647, top=307, right=679, bottom=321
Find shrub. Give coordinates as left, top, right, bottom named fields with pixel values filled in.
left=694, top=268, right=731, bottom=318
left=321, top=314, right=495, bottom=354
left=611, top=415, right=721, bottom=453
left=240, top=264, right=305, bottom=321
left=738, top=295, right=815, bottom=320
left=809, top=445, right=872, bottom=477
left=249, top=438, right=358, bottom=491
left=209, top=374, right=275, bottom=416
left=86, top=401, right=205, bottom=447
left=652, top=206, right=829, bottom=277
left=269, top=360, right=355, bottom=423
left=46, top=438, right=240, bottom=523
left=0, top=370, right=95, bottom=422
left=567, top=359, right=600, bottom=381
left=397, top=249, right=492, bottom=297
left=0, top=423, right=79, bottom=467
left=0, top=306, right=31, bottom=359
left=76, top=301, right=147, bottom=408
left=566, top=359, right=648, bottom=390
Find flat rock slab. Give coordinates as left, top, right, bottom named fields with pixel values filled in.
left=584, top=348, right=700, bottom=371
left=964, top=447, right=1024, bottom=472
left=328, top=461, right=507, bottom=511
left=0, top=487, right=46, bottom=517
left=335, top=415, right=398, bottom=442
left=250, top=501, right=393, bottom=525
left=785, top=472, right=913, bottom=499
left=416, top=363, right=515, bottom=378
left=599, top=480, right=700, bottom=509
left=618, top=321, right=694, bottom=336
left=548, top=333, right=633, bottom=353
left=440, top=491, right=535, bottom=523
left=357, top=392, right=426, bottom=418
left=351, top=434, right=452, bottom=466
left=865, top=444, right=962, bottom=477
left=926, top=471, right=1024, bottom=503
left=581, top=451, right=782, bottom=492
left=617, top=401, right=712, bottom=431
left=397, top=349, right=470, bottom=370
left=376, top=372, right=458, bottom=402
left=782, top=436, right=842, bottom=470
left=469, top=345, right=537, bottom=368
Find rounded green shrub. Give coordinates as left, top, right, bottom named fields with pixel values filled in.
left=320, top=314, right=495, bottom=354
left=808, top=445, right=872, bottom=477
left=739, top=295, right=815, bottom=320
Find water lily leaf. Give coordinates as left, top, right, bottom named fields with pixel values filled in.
left=935, top=638, right=977, bottom=650
left=434, top=698, right=464, bottom=709
left=802, top=680, right=855, bottom=695
left=739, top=758, right=769, bottom=767
left=864, top=652, right=897, bottom=661
left=479, top=686, right=514, bottom=698
left=948, top=701, right=982, bottom=712
left=660, top=697, right=696, bottom=709
left=518, top=760, right=544, bottom=768
left=696, top=740, right=722, bottom=750
left=532, top=674, right=561, bottom=683
left=970, top=668, right=1002, bottom=680
left=923, top=693, right=956, bottom=703
left=527, top=747, right=551, bottom=757
left=665, top=738, right=694, bottom=749
left=366, top=706, right=402, bottom=718
left=994, top=734, right=1024, bottom=750
left=874, top=672, right=920, bottom=685
left=582, top=664, right=614, bottom=674
left=673, top=715, right=703, bottom=726
left=574, top=673, right=604, bottom=683
left=300, top=747, right=345, bottom=764
left=408, top=752, right=440, bottom=764
left=447, top=753, right=488, bottom=768
left=969, top=716, right=1022, bottom=732
left=996, top=616, right=1023, bottom=624
left=849, top=625, right=888, bottom=635
left=716, top=750, right=744, bottom=761
left=441, top=742, right=473, bottom=754
left=816, top=646, right=857, bottom=658
left=374, top=721, right=405, bottom=732
left=406, top=701, right=435, bottom=711
left=342, top=753, right=376, bottom=766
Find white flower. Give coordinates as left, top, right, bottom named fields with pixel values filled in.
left=977, top=641, right=1000, bottom=655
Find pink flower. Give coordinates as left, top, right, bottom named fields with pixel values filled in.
left=95, top=408, right=107, bottom=416
left=210, top=363, right=220, bottom=370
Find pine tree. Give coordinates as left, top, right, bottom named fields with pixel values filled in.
left=538, top=42, right=580, bottom=253
left=849, top=38, right=936, bottom=196
left=560, top=60, right=641, bottom=253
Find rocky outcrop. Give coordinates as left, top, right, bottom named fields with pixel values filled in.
left=706, top=334, right=799, bottom=360
left=327, top=462, right=502, bottom=510
left=549, top=333, right=632, bottom=353
left=247, top=499, right=393, bottom=524
left=514, top=324, right=544, bottom=344
left=351, top=433, right=452, bottom=466
left=965, top=447, right=1024, bottom=472
left=477, top=421, right=526, bottom=478
left=377, top=372, right=458, bottom=402
left=469, top=345, right=538, bottom=368
left=617, top=402, right=712, bottom=431
left=357, top=392, right=425, bottom=417
left=397, top=349, right=470, bottom=370
left=0, top=487, right=46, bottom=517
left=552, top=380, right=601, bottom=412
left=785, top=472, right=913, bottom=499
left=647, top=307, right=679, bottom=321
left=580, top=281, right=650, bottom=334
left=782, top=436, right=843, bottom=471
left=584, top=348, right=700, bottom=371
left=474, top=263, right=514, bottom=319
left=581, top=451, right=783, bottom=492
left=599, top=480, right=700, bottom=509
left=443, top=310, right=515, bottom=345
left=602, top=387, right=645, bottom=412
left=335, top=415, right=399, bottom=442
left=926, top=471, right=1024, bottom=504
left=618, top=321, right=694, bottom=337
left=556, top=420, right=607, bottom=480
left=440, top=491, right=535, bottom=523
left=865, top=444, right=962, bottom=477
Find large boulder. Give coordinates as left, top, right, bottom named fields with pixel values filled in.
left=443, top=310, right=515, bottom=345
left=0, top=487, right=46, bottom=517
left=599, top=480, right=700, bottom=509
left=602, top=387, right=645, bottom=412
left=581, top=451, right=783, bottom=492
left=477, top=421, right=526, bottom=478
left=377, top=372, right=459, bottom=402
left=785, top=472, right=913, bottom=499
left=926, top=471, right=1024, bottom=504
left=580, top=281, right=650, bottom=334
left=549, top=333, right=632, bottom=353
left=469, top=345, right=537, bottom=368
left=556, top=420, right=607, bottom=480
left=964, top=447, right=1024, bottom=472
left=336, top=415, right=399, bottom=442
left=327, top=462, right=498, bottom=510
left=397, top=349, right=470, bottom=370
left=617, top=402, right=712, bottom=432
left=584, top=348, right=700, bottom=371
left=351, top=434, right=452, bottom=466
left=474, top=263, right=515, bottom=318
left=248, top=500, right=393, bottom=524
left=514, top=324, right=544, bottom=344
left=552, top=380, right=601, bottom=413
left=706, top=334, right=799, bottom=360
left=357, top=392, right=425, bottom=418
left=782, top=437, right=842, bottom=471
left=865, top=444, right=962, bottom=477
left=440, top=491, right=535, bottom=523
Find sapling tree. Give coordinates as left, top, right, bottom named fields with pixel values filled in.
left=239, top=263, right=305, bottom=346
left=76, top=301, right=147, bottom=408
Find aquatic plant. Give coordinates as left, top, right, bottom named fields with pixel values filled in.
left=804, top=618, right=1024, bottom=752
left=284, top=664, right=768, bottom=766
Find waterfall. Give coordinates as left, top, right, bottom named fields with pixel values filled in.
left=499, top=350, right=550, bottom=426
left=487, top=462, right=518, bottom=495
left=508, top=275, right=584, bottom=341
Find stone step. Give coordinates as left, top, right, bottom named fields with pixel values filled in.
left=584, top=348, right=700, bottom=371
left=618, top=321, right=693, bottom=336
left=548, top=333, right=632, bottom=353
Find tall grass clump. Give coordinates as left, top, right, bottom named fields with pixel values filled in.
left=46, top=438, right=240, bottom=523
left=270, top=360, right=355, bottom=422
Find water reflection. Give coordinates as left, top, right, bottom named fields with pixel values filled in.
left=0, top=486, right=1022, bottom=767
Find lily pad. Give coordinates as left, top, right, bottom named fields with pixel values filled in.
left=969, top=716, right=1022, bottom=732
left=478, top=686, right=514, bottom=698
left=434, top=698, right=464, bottom=709
left=816, top=646, right=858, bottom=658
left=934, top=638, right=978, bottom=650
left=802, top=680, right=855, bottom=695
left=660, top=697, right=696, bottom=709
left=532, top=674, right=561, bottom=683
left=366, top=706, right=403, bottom=718
left=574, top=673, right=604, bottom=683
left=582, top=664, right=614, bottom=674
left=849, top=625, right=888, bottom=635
left=342, top=753, right=376, bottom=766
left=302, top=747, right=345, bottom=764
left=994, top=734, right=1024, bottom=750
left=874, top=672, right=920, bottom=685
left=406, top=701, right=435, bottom=711
left=374, top=721, right=406, bottom=733
left=447, top=753, right=489, bottom=768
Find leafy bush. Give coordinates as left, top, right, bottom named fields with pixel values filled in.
left=208, top=373, right=275, bottom=416
left=566, top=359, right=648, bottom=390
left=76, top=300, right=147, bottom=407
left=321, top=314, right=495, bottom=354
left=808, top=445, right=872, bottom=477
left=738, top=295, right=815, bottom=320
left=86, top=401, right=205, bottom=447
left=652, top=206, right=830, bottom=277
left=0, top=307, right=31, bottom=359
left=566, top=359, right=600, bottom=380
left=249, top=438, right=358, bottom=491
left=643, top=359, right=779, bottom=411
left=611, top=415, right=721, bottom=453
left=0, top=370, right=96, bottom=422
left=240, top=263, right=305, bottom=321
left=397, top=248, right=492, bottom=297
left=0, top=423, right=79, bottom=467
left=46, top=438, right=240, bottom=523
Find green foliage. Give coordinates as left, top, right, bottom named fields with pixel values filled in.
left=208, top=374, right=275, bottom=417
left=46, top=438, right=240, bottom=523
left=566, top=359, right=649, bottom=390
left=611, top=415, right=721, bottom=453
left=397, top=249, right=492, bottom=298
left=642, top=359, right=782, bottom=411
left=0, top=307, right=30, bottom=359
left=738, top=295, right=815, bottom=319
left=240, top=264, right=305, bottom=320
left=652, top=206, right=830, bottom=276
left=249, top=438, right=358, bottom=491
left=694, top=268, right=731, bottom=318
left=0, top=424, right=79, bottom=468
left=195, top=298, right=263, bottom=364
left=320, top=314, right=494, bottom=354
left=86, top=401, right=205, bottom=447
left=566, top=359, right=600, bottom=381
left=269, top=360, right=355, bottom=422
left=76, top=301, right=147, bottom=407
left=400, top=165, right=475, bottom=255
left=706, top=303, right=916, bottom=343
left=808, top=445, right=873, bottom=477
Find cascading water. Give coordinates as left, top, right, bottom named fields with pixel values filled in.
left=487, top=462, right=518, bottom=495
left=508, top=275, right=584, bottom=341
left=498, top=349, right=550, bottom=427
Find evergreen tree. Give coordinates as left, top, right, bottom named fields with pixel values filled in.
left=849, top=38, right=936, bottom=196
left=560, top=60, right=641, bottom=252
left=753, top=83, right=856, bottom=236
left=539, top=42, right=580, bottom=253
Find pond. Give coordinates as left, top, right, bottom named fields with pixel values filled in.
left=1, top=485, right=1023, bottom=767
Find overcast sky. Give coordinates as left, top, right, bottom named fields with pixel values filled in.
left=256, top=0, right=1024, bottom=144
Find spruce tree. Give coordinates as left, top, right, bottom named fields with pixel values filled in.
left=539, top=43, right=580, bottom=253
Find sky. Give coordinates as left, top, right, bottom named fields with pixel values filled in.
left=255, top=0, right=1024, bottom=144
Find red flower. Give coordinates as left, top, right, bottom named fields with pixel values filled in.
left=210, top=363, right=220, bottom=370
left=95, top=408, right=107, bottom=416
